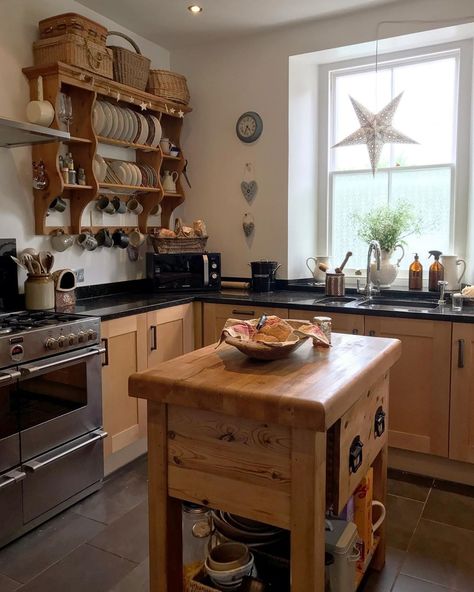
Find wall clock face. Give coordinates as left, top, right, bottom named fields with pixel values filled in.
left=236, top=111, right=263, bottom=143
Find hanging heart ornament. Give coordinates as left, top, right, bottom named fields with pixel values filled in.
left=241, top=180, right=258, bottom=203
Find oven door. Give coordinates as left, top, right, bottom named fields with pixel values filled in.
left=0, top=368, right=21, bottom=473
left=17, top=346, right=104, bottom=461
left=0, top=467, right=25, bottom=547
left=152, top=253, right=210, bottom=290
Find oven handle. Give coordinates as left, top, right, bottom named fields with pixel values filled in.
left=0, top=469, right=26, bottom=491
left=18, top=346, right=106, bottom=377
left=203, top=254, right=209, bottom=287
left=23, top=429, right=108, bottom=473
left=0, top=369, right=21, bottom=384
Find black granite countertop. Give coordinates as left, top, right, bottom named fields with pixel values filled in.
left=74, top=287, right=474, bottom=324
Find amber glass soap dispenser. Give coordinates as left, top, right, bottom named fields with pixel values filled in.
left=409, top=253, right=423, bottom=290
left=428, top=250, right=444, bottom=291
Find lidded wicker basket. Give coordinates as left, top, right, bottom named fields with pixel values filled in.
left=107, top=31, right=150, bottom=90
left=147, top=69, right=190, bottom=105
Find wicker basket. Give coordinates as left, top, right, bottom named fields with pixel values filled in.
left=147, top=69, right=190, bottom=105
left=107, top=31, right=150, bottom=90
left=150, top=236, right=208, bottom=254
left=39, top=13, right=108, bottom=46
left=33, top=33, right=113, bottom=79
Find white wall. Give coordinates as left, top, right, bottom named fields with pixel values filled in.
left=0, top=0, right=169, bottom=288
left=171, top=0, right=474, bottom=279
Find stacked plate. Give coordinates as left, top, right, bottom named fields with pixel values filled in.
left=212, top=511, right=285, bottom=548
left=93, top=100, right=162, bottom=148
left=94, top=156, right=159, bottom=188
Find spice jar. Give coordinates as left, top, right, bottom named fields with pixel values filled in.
left=313, top=316, right=332, bottom=344
left=182, top=502, right=213, bottom=580
left=24, top=274, right=55, bottom=311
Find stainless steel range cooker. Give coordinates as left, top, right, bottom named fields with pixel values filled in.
left=0, top=310, right=106, bottom=547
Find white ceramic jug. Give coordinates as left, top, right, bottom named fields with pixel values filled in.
left=306, top=256, right=330, bottom=283
left=162, top=170, right=178, bottom=193
left=441, top=255, right=466, bottom=290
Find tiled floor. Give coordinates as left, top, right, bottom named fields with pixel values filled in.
left=1, top=458, right=473, bottom=591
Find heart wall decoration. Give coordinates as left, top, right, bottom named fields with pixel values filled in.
left=241, top=180, right=258, bottom=203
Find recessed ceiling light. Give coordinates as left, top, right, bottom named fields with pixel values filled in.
left=188, top=4, right=203, bottom=14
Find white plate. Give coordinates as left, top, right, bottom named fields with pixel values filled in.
left=123, top=162, right=136, bottom=186
left=130, top=163, right=140, bottom=186
left=148, top=114, right=162, bottom=147
left=110, top=104, right=122, bottom=140
left=109, top=160, right=128, bottom=185
left=100, top=101, right=114, bottom=138
left=123, top=108, right=135, bottom=143
left=136, top=112, right=149, bottom=145
left=133, top=163, right=142, bottom=186
left=117, top=107, right=129, bottom=141
left=93, top=102, right=102, bottom=135
left=93, top=154, right=107, bottom=182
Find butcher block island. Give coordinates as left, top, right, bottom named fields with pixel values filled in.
left=129, top=332, right=401, bottom=592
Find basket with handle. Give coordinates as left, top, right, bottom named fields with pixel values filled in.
left=107, top=31, right=150, bottom=90
left=147, top=69, right=190, bottom=105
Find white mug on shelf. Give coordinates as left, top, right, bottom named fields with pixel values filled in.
left=160, top=137, right=172, bottom=154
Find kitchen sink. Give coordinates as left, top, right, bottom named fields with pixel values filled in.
left=315, top=296, right=358, bottom=305
left=356, top=298, right=440, bottom=311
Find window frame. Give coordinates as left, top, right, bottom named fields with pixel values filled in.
left=316, top=40, right=472, bottom=277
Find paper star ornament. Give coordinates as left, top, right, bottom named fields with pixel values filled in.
left=332, top=92, right=417, bottom=175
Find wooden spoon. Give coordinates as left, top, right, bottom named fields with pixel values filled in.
left=39, top=251, right=54, bottom=274
left=335, top=251, right=352, bottom=274
left=318, top=263, right=329, bottom=273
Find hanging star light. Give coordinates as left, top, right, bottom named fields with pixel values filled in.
left=332, top=92, right=417, bottom=175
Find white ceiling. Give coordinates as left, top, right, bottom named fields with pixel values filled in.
left=77, top=0, right=395, bottom=49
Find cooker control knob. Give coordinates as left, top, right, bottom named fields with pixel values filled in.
left=45, top=337, right=59, bottom=350
left=87, top=329, right=98, bottom=341
left=211, top=273, right=218, bottom=280
left=211, top=263, right=218, bottom=269
left=78, top=331, right=87, bottom=344
left=68, top=333, right=78, bottom=345
left=57, top=335, right=66, bottom=348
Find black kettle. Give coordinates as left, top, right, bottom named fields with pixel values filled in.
left=249, top=260, right=281, bottom=292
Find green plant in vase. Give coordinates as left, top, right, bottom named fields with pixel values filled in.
left=354, top=201, right=421, bottom=288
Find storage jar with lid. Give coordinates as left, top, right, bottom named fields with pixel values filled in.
left=24, top=274, right=55, bottom=311
left=182, top=502, right=213, bottom=580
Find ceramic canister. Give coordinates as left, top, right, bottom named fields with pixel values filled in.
left=24, top=274, right=55, bottom=311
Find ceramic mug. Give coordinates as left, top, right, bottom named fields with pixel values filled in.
left=112, top=196, right=127, bottom=214
left=96, top=196, right=115, bottom=214
left=129, top=229, right=145, bottom=247
left=127, top=198, right=143, bottom=215
left=150, top=203, right=162, bottom=216
left=112, top=229, right=129, bottom=249
left=77, top=231, right=98, bottom=251
left=49, top=197, right=67, bottom=213
left=95, top=228, right=113, bottom=248
left=160, top=137, right=171, bottom=154
left=170, top=146, right=180, bottom=157
left=50, top=229, right=74, bottom=252
left=371, top=500, right=386, bottom=537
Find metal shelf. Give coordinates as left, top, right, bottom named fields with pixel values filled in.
left=0, top=116, right=70, bottom=148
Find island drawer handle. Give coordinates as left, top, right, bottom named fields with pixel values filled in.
left=374, top=406, right=386, bottom=438
left=458, top=339, right=465, bottom=368
left=232, top=309, right=255, bottom=316
left=349, top=435, right=364, bottom=474
left=150, top=326, right=158, bottom=352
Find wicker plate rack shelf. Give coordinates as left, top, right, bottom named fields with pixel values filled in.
left=22, top=61, right=191, bottom=236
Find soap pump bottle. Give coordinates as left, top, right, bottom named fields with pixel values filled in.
left=409, top=253, right=423, bottom=290
left=428, top=250, right=444, bottom=292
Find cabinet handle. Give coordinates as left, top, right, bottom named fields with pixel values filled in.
left=369, top=330, right=375, bottom=337
left=231, top=309, right=255, bottom=316
left=101, top=338, right=109, bottom=367
left=352, top=329, right=359, bottom=335
left=349, top=435, right=364, bottom=474
left=458, top=339, right=465, bottom=368
left=150, top=325, right=158, bottom=352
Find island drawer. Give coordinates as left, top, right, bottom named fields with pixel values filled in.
left=326, top=374, right=389, bottom=514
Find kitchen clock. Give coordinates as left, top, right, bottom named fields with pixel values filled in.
left=236, top=111, right=263, bottom=143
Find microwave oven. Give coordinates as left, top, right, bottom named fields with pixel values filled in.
left=146, top=252, right=221, bottom=291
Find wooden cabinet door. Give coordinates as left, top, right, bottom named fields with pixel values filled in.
left=450, top=323, right=474, bottom=463
left=101, top=314, right=147, bottom=461
left=288, top=309, right=365, bottom=335
left=203, top=303, right=289, bottom=346
left=365, top=317, right=451, bottom=457
left=147, top=303, right=194, bottom=368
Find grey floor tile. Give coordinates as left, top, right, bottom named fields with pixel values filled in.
left=110, top=558, right=149, bottom=592
left=359, top=546, right=406, bottom=592
left=88, top=500, right=149, bottom=563
left=423, top=487, right=474, bottom=532
left=72, top=461, right=148, bottom=525
left=0, top=573, right=21, bottom=591
left=386, top=494, right=424, bottom=551
left=401, top=518, right=474, bottom=591
left=388, top=470, right=433, bottom=502
left=393, top=574, right=453, bottom=591
left=18, top=543, right=137, bottom=592
left=0, top=511, right=105, bottom=584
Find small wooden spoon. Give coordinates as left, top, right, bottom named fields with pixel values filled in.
left=335, top=251, right=352, bottom=274
left=318, top=263, right=329, bottom=273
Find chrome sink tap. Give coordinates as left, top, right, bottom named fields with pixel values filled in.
left=357, top=240, right=382, bottom=298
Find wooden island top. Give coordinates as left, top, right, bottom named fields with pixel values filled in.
left=129, top=332, right=401, bottom=592
left=129, top=333, right=401, bottom=431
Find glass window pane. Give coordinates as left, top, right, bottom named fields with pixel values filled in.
left=331, top=172, right=388, bottom=269
left=390, top=166, right=452, bottom=269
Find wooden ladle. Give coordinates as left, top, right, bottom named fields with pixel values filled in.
left=335, top=251, right=352, bottom=274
